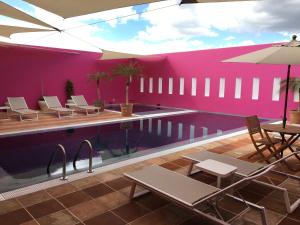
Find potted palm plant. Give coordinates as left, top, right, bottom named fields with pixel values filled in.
left=65, top=79, right=74, bottom=104
left=88, top=71, right=109, bottom=111
left=280, top=77, right=300, bottom=124
left=112, top=62, right=142, bottom=116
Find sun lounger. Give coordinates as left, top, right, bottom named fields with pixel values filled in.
left=71, top=95, right=101, bottom=115
left=7, top=97, right=39, bottom=121
left=124, top=165, right=273, bottom=225
left=184, top=150, right=300, bottom=213
left=43, top=96, right=74, bottom=118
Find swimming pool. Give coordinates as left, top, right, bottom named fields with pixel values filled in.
left=0, top=111, right=268, bottom=193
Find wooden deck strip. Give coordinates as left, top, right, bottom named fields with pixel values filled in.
left=0, top=110, right=127, bottom=134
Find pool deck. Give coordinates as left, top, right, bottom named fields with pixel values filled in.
left=0, top=133, right=300, bottom=225
left=0, top=110, right=127, bottom=137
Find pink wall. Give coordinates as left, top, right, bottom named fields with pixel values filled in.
left=1, top=43, right=299, bottom=120
left=130, top=44, right=300, bottom=119
left=0, top=44, right=125, bottom=108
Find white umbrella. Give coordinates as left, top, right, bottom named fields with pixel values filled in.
left=223, top=35, right=300, bottom=128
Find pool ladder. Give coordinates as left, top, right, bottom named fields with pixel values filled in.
left=47, top=140, right=94, bottom=181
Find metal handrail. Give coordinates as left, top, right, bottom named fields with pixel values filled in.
left=73, top=139, right=94, bottom=173
left=47, top=144, right=68, bottom=180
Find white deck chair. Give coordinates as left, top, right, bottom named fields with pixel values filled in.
left=125, top=165, right=274, bottom=225
left=7, top=97, right=39, bottom=121
left=71, top=95, right=101, bottom=115
left=43, top=96, right=74, bottom=119
left=184, top=150, right=300, bottom=213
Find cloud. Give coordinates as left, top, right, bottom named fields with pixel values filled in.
left=224, top=36, right=235, bottom=41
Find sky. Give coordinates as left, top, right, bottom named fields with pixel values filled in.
left=0, top=0, right=299, bottom=54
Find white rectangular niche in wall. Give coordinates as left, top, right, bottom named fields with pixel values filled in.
left=179, top=77, right=184, bottom=95
left=252, top=77, right=260, bottom=100
left=178, top=123, right=183, bottom=140
left=140, top=77, right=144, bottom=93
left=168, top=77, right=173, bottom=94
left=191, top=77, right=197, bottom=96
left=235, top=78, right=242, bottom=99
left=205, top=78, right=210, bottom=97
left=272, top=77, right=281, bottom=101
left=219, top=77, right=225, bottom=98
left=149, top=77, right=153, bottom=93
left=158, top=77, right=163, bottom=94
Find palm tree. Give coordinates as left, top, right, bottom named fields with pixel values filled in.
left=88, top=71, right=109, bottom=106
left=112, top=61, right=142, bottom=105
left=280, top=77, right=300, bottom=110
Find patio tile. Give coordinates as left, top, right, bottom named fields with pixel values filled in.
left=242, top=208, right=284, bottom=225
left=70, top=176, right=100, bottom=189
left=179, top=216, right=216, bottom=225
left=37, top=210, right=80, bottom=225
left=258, top=196, right=287, bottom=214
left=57, top=191, right=92, bottom=208
left=84, top=211, right=126, bottom=225
left=135, top=193, right=169, bottom=211
left=112, top=202, right=150, bottom=223
left=159, top=162, right=181, bottom=171
left=94, top=172, right=121, bottom=183
left=20, top=220, right=40, bottom=225
left=128, top=204, right=192, bottom=225
left=26, top=199, right=64, bottom=219
left=0, top=198, right=22, bottom=215
left=18, top=190, right=52, bottom=207
left=278, top=217, right=300, bottom=225
left=0, top=208, right=32, bottom=225
left=105, top=177, right=131, bottom=190
left=83, top=183, right=114, bottom=198
left=287, top=205, right=300, bottom=221
left=94, top=191, right=129, bottom=210
left=69, top=199, right=108, bottom=221
left=46, top=183, right=78, bottom=198
left=170, top=158, right=192, bottom=167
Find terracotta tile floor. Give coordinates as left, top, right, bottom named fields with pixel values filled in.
left=1, top=133, right=300, bottom=225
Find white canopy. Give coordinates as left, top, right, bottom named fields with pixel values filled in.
left=0, top=1, right=54, bottom=29
left=0, top=24, right=53, bottom=38
left=24, top=0, right=256, bottom=18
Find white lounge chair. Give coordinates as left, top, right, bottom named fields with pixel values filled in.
left=71, top=95, right=101, bottom=115
left=43, top=96, right=74, bottom=119
left=7, top=97, right=39, bottom=121
left=184, top=150, right=300, bottom=213
left=124, top=165, right=273, bottom=225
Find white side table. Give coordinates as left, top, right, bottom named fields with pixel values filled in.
left=65, top=103, right=76, bottom=108
left=195, top=159, right=237, bottom=188
left=0, top=106, right=10, bottom=120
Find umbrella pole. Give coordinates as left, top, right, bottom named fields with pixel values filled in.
left=283, top=65, right=291, bottom=128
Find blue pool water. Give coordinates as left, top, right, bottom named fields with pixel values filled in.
left=0, top=111, right=268, bottom=192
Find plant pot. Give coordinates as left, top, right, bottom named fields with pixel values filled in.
left=289, top=110, right=300, bottom=124
left=38, top=100, right=48, bottom=111
left=94, top=100, right=105, bottom=112
left=120, top=103, right=133, bottom=117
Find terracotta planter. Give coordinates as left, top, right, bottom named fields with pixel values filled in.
left=38, top=100, right=48, bottom=111
left=289, top=110, right=300, bottom=124
left=120, top=103, right=133, bottom=117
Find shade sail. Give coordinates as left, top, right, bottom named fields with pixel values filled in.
left=24, top=0, right=256, bottom=19
left=0, top=24, right=53, bottom=38
left=223, top=35, right=300, bottom=127
left=0, top=2, right=53, bottom=29
left=24, top=0, right=161, bottom=18
left=100, top=50, right=145, bottom=60
left=181, top=0, right=255, bottom=3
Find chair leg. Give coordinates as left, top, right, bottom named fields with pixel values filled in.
left=187, top=162, right=195, bottom=176
left=129, top=182, right=137, bottom=201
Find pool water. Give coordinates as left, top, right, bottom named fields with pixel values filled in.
left=0, top=111, right=268, bottom=193
left=105, top=103, right=183, bottom=114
